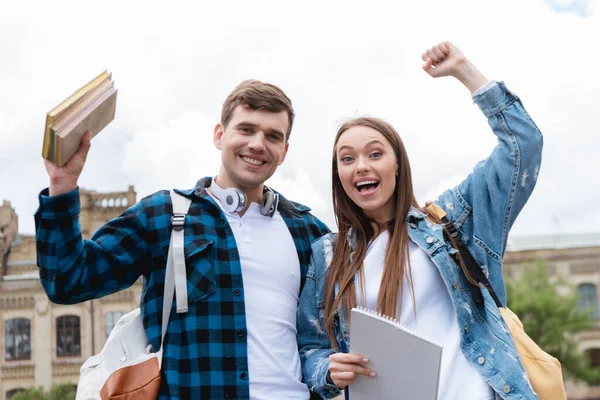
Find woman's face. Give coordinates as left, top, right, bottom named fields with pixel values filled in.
left=336, top=125, right=398, bottom=223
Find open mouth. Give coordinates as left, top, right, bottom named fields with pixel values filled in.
left=241, top=156, right=266, bottom=166
left=355, top=180, right=380, bottom=193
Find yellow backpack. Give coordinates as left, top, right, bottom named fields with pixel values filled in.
left=426, top=203, right=567, bottom=400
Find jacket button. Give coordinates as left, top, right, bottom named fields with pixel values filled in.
left=410, top=223, right=417, bottom=229
left=234, top=289, right=241, bottom=296
left=237, top=329, right=245, bottom=337
left=426, top=237, right=435, bottom=244
left=452, top=281, right=458, bottom=289
left=464, top=326, right=469, bottom=335
left=503, top=385, right=511, bottom=394
left=477, top=356, right=485, bottom=365
left=240, top=372, right=247, bottom=380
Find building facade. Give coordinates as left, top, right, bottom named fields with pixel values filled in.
left=504, top=234, right=600, bottom=400
left=1, top=189, right=599, bottom=399
left=0, top=187, right=140, bottom=400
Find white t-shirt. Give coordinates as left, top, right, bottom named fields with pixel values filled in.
left=356, top=231, right=495, bottom=400
left=215, top=199, right=309, bottom=400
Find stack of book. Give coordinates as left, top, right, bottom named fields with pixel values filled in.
left=42, top=71, right=118, bottom=166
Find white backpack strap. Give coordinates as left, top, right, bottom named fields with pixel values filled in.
left=159, top=191, right=191, bottom=359
left=170, top=191, right=192, bottom=314
left=160, top=231, right=175, bottom=361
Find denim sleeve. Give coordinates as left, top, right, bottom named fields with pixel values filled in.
left=297, top=243, right=341, bottom=399
left=436, top=82, right=543, bottom=257
left=35, top=187, right=150, bottom=304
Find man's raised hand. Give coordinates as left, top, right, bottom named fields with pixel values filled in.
left=45, top=131, right=92, bottom=196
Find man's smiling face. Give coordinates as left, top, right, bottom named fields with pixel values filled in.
left=214, top=105, right=289, bottom=191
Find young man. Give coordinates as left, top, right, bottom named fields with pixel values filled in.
left=36, top=80, right=330, bottom=399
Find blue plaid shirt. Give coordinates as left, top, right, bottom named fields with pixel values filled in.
left=35, top=176, right=330, bottom=399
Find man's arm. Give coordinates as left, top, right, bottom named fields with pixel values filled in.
left=35, top=187, right=152, bottom=304
left=37, top=131, right=151, bottom=303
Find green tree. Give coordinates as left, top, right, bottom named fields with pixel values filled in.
left=506, top=261, right=600, bottom=384
left=11, top=384, right=76, bottom=400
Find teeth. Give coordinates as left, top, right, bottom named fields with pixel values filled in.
left=242, top=156, right=264, bottom=166
left=356, top=180, right=378, bottom=187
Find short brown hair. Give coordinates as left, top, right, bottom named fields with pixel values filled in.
left=221, top=80, right=295, bottom=140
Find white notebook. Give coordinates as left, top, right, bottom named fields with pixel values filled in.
left=348, top=307, right=443, bottom=400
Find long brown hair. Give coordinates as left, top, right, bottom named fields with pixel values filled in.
left=325, top=117, right=478, bottom=348
left=325, top=117, right=420, bottom=347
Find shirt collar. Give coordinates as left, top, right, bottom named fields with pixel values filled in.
left=346, top=206, right=427, bottom=250
left=174, top=176, right=311, bottom=218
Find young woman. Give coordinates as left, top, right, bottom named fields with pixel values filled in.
left=297, top=42, right=543, bottom=399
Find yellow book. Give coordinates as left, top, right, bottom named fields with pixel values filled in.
left=42, top=71, right=110, bottom=159
left=51, top=77, right=112, bottom=132
left=54, top=87, right=118, bottom=166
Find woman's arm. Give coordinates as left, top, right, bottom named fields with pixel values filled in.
left=425, top=42, right=543, bottom=259
left=297, top=239, right=374, bottom=398
left=421, top=41, right=488, bottom=93
left=297, top=248, right=341, bottom=399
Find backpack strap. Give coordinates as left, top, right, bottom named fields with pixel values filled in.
left=425, top=203, right=502, bottom=308
left=170, top=191, right=192, bottom=314
left=160, top=191, right=192, bottom=357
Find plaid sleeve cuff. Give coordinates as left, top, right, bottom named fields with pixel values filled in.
left=472, top=81, right=520, bottom=118
left=37, top=187, right=81, bottom=219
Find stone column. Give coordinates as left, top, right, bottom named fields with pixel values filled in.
left=33, top=294, right=52, bottom=389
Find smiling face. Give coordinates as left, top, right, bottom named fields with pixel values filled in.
left=214, top=105, right=289, bottom=192
left=335, top=125, right=398, bottom=223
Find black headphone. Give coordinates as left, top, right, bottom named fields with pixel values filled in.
left=210, top=178, right=279, bottom=217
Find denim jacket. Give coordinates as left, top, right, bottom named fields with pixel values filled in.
left=297, top=82, right=543, bottom=400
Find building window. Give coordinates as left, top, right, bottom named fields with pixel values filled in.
left=56, top=315, right=81, bottom=357
left=5, top=318, right=31, bottom=361
left=105, top=311, right=126, bottom=339
left=578, top=284, right=600, bottom=320
left=6, top=388, right=25, bottom=399
left=588, top=348, right=600, bottom=369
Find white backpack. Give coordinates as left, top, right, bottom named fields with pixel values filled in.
left=76, top=191, right=191, bottom=400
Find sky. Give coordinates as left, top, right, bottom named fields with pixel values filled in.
left=1, top=0, right=599, bottom=240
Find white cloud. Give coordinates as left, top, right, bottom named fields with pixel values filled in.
left=2, top=0, right=599, bottom=239
left=419, top=175, right=468, bottom=207
left=544, top=0, right=593, bottom=16
left=268, top=168, right=334, bottom=227
left=121, top=110, right=220, bottom=198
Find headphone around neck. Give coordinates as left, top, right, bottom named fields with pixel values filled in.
left=210, top=178, right=279, bottom=217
